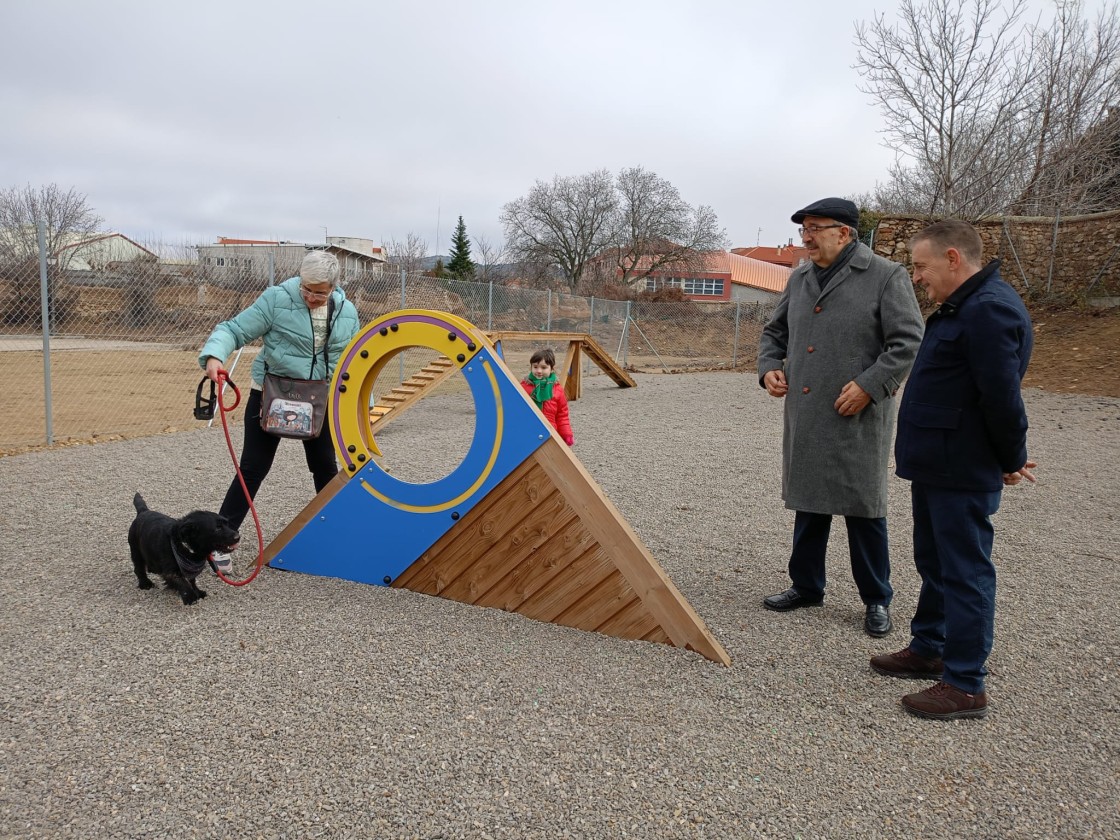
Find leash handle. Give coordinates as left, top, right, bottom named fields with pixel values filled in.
left=217, top=369, right=241, bottom=412
left=194, top=377, right=217, bottom=420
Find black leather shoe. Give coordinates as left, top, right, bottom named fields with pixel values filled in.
left=763, top=587, right=824, bottom=612
left=865, top=604, right=892, bottom=637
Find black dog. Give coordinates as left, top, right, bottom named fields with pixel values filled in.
left=128, top=493, right=240, bottom=605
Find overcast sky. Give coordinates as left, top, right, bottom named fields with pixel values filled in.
left=4, top=0, right=930, bottom=255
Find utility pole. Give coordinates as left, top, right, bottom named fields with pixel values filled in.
left=757, top=227, right=762, bottom=246
left=435, top=204, right=441, bottom=257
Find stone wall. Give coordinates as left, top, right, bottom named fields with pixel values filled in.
left=873, top=208, right=1120, bottom=300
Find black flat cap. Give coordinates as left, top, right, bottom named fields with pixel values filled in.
left=791, top=197, right=859, bottom=228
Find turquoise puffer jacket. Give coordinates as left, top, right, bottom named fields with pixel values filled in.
left=198, top=276, right=361, bottom=384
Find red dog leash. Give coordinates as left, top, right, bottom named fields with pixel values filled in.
left=212, top=370, right=266, bottom=586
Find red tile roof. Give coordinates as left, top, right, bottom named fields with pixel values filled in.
left=629, top=250, right=791, bottom=293
left=732, top=245, right=809, bottom=268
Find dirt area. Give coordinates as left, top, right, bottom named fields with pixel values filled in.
left=3, top=307, right=1118, bottom=456
left=1021, top=306, right=1120, bottom=397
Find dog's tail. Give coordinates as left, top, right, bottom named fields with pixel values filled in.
left=133, top=492, right=148, bottom=514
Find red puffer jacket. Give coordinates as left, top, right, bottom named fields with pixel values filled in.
left=520, top=379, right=574, bottom=445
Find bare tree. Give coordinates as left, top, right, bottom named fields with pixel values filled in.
left=0, top=183, right=103, bottom=268
left=609, top=166, right=728, bottom=286
left=501, top=169, right=617, bottom=291
left=473, top=235, right=509, bottom=283
left=855, top=0, right=1120, bottom=220
left=1015, top=0, right=1120, bottom=214
left=502, top=167, right=728, bottom=292
left=855, top=0, right=1037, bottom=218
left=380, top=232, right=429, bottom=276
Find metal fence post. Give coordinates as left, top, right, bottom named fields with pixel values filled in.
left=37, top=220, right=53, bottom=445
left=487, top=282, right=494, bottom=331
left=588, top=296, right=595, bottom=336
left=623, top=301, right=631, bottom=366
left=268, top=251, right=275, bottom=286
left=546, top=289, right=552, bottom=331
left=400, top=266, right=406, bottom=307
left=732, top=301, right=741, bottom=368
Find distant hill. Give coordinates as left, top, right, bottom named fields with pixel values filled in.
left=414, top=255, right=519, bottom=277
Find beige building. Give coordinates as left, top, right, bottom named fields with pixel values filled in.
left=195, top=236, right=387, bottom=283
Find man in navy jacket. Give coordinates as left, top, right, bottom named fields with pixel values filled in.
left=871, top=220, right=1035, bottom=720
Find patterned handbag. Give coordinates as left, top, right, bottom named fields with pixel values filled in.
left=259, top=298, right=334, bottom=440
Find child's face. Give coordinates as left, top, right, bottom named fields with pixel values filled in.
left=531, top=360, right=553, bottom=379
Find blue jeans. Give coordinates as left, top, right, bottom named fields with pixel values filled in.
left=787, top=511, right=892, bottom=605
left=908, top=482, right=1002, bottom=694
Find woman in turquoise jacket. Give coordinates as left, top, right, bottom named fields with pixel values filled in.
left=199, top=250, right=360, bottom=573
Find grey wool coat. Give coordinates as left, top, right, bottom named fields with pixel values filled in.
left=758, top=243, right=924, bottom=518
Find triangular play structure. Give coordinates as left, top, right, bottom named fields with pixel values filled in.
left=264, top=310, right=730, bottom=665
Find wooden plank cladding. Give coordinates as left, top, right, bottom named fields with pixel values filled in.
left=390, top=441, right=731, bottom=665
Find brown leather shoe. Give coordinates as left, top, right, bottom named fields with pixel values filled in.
left=870, top=647, right=944, bottom=680
left=901, top=681, right=989, bottom=720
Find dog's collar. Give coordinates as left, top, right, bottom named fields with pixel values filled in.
left=170, top=538, right=207, bottom=577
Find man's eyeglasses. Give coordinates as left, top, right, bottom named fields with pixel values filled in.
left=798, top=224, right=845, bottom=236
left=300, top=285, right=332, bottom=299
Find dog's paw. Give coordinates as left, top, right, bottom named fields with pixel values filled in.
left=181, top=592, right=201, bottom=606
left=196, top=589, right=208, bottom=599
left=137, top=579, right=154, bottom=590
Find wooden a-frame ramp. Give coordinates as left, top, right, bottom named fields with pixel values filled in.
left=368, top=332, right=635, bottom=433
left=268, top=311, right=728, bottom=665
left=488, top=331, right=636, bottom=402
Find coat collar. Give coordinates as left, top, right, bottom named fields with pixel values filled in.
left=801, top=242, right=871, bottom=298
left=930, top=259, right=1001, bottom=320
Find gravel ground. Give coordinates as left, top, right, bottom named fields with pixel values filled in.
left=2, top=372, right=1118, bottom=839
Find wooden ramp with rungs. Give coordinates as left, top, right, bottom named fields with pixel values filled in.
left=488, top=331, right=636, bottom=402
left=368, top=356, right=457, bottom=434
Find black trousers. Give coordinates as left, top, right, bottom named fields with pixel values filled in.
left=218, top=388, right=337, bottom=530
left=787, top=510, right=893, bottom=605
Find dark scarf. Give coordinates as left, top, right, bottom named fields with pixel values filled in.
left=170, top=536, right=207, bottom=577
left=526, top=372, right=557, bottom=407
left=813, top=240, right=858, bottom=290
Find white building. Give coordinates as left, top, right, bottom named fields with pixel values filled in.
left=195, top=236, right=387, bottom=283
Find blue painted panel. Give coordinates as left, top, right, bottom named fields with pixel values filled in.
left=270, top=354, right=550, bottom=585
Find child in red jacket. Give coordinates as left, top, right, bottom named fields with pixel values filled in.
left=520, top=348, right=574, bottom=446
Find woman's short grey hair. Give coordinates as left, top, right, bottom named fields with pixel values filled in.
left=300, top=250, right=340, bottom=285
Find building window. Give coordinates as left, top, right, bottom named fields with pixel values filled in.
left=682, top=277, right=723, bottom=296
left=645, top=276, right=723, bottom=296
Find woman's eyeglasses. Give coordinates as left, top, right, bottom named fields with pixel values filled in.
left=300, top=285, right=332, bottom=299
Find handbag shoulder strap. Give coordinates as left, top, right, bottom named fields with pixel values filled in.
left=310, top=295, right=336, bottom=380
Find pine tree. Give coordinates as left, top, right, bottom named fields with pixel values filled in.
left=446, top=216, right=475, bottom=280
left=426, top=257, right=448, bottom=279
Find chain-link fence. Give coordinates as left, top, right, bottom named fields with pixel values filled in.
left=2, top=236, right=777, bottom=452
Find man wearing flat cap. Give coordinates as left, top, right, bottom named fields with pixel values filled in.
left=758, top=197, right=924, bottom=637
